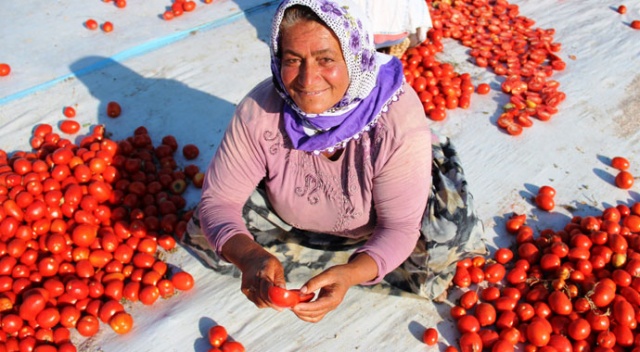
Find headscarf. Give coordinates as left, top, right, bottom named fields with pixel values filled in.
left=270, top=0, right=405, bottom=154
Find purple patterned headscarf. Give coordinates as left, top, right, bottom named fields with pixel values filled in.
left=270, top=0, right=404, bottom=154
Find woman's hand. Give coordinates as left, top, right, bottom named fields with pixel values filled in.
left=291, top=253, right=378, bottom=323
left=221, top=234, right=286, bottom=309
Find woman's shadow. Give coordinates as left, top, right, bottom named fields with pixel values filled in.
left=69, top=56, right=236, bottom=169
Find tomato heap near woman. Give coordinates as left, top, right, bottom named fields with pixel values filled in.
left=0, top=123, right=198, bottom=351
left=402, top=0, right=566, bottom=136
left=442, top=201, right=640, bottom=351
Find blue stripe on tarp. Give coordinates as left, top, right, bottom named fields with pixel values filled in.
left=0, top=0, right=279, bottom=106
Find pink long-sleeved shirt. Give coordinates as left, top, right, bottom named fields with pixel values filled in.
left=199, top=78, right=432, bottom=284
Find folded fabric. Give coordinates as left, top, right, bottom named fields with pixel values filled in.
left=353, top=0, right=432, bottom=46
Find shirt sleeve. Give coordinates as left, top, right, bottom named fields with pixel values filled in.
left=198, top=91, right=270, bottom=259
left=350, top=88, right=432, bottom=284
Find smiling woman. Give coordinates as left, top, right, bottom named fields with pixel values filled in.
left=182, top=0, right=486, bottom=323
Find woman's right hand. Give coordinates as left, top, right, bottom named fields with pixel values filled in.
left=220, top=234, right=286, bottom=309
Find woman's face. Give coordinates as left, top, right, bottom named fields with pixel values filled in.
left=279, top=20, right=350, bottom=114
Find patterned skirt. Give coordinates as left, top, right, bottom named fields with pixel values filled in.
left=181, top=132, right=487, bottom=300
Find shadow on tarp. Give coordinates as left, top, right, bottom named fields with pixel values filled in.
left=233, top=0, right=280, bottom=45
left=69, top=56, right=236, bottom=166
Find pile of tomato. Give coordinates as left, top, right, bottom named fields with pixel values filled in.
left=438, top=200, right=640, bottom=352
left=0, top=121, right=198, bottom=351
left=402, top=0, right=566, bottom=136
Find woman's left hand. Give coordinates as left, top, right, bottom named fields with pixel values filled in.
left=291, top=253, right=378, bottom=323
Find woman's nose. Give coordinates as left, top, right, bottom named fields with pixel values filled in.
left=297, top=61, right=319, bottom=87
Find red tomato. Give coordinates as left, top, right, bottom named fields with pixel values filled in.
left=618, top=5, right=627, bottom=14
left=459, top=290, right=479, bottom=310
left=458, top=332, right=482, bottom=352
left=474, top=302, right=496, bottom=327
left=267, top=286, right=315, bottom=308
left=182, top=1, right=196, bottom=11
left=109, top=312, right=134, bottom=334
left=547, top=291, right=572, bottom=316
left=85, top=19, right=98, bottom=30
left=139, top=285, right=160, bottom=305
left=221, top=341, right=245, bottom=352
left=476, top=83, right=490, bottom=95
left=538, top=185, right=556, bottom=198
left=102, top=21, right=114, bottom=33
left=422, top=327, right=438, bottom=346
left=182, top=144, right=200, bottom=160
left=0, top=63, right=10, bottom=76
left=611, top=156, right=630, bottom=170
left=567, top=318, right=591, bottom=341
left=615, top=170, right=634, bottom=189
left=60, top=120, right=81, bottom=134
left=107, top=101, right=122, bottom=118
left=457, top=315, right=481, bottom=334
left=76, top=315, right=100, bottom=337
left=63, top=106, right=76, bottom=118
left=535, top=194, right=555, bottom=211
left=209, top=325, right=228, bottom=348
left=429, top=107, right=447, bottom=121
left=494, top=248, right=513, bottom=264
left=631, top=20, right=640, bottom=30
left=171, top=271, right=195, bottom=291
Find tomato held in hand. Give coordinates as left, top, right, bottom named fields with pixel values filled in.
left=268, top=286, right=315, bottom=308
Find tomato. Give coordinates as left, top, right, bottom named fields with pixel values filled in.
left=209, top=325, right=228, bottom=348
left=458, top=332, right=482, bottom=352
left=615, top=170, right=634, bottom=189
left=85, top=19, right=98, bottom=30
left=63, top=106, right=76, bottom=118
left=631, top=20, right=640, bottom=30
left=268, top=286, right=315, bottom=308
left=565, top=317, right=592, bottom=342
left=617, top=5, right=627, bottom=14
left=36, top=307, right=61, bottom=329
left=457, top=315, right=480, bottom=334
left=139, top=285, right=160, bottom=305
left=476, top=83, right=490, bottom=95
left=483, top=263, right=506, bottom=283
left=102, top=21, right=114, bottom=32
left=19, top=293, right=46, bottom=321
left=611, top=156, right=630, bottom=170
left=182, top=144, right=200, bottom=160
left=0, top=63, right=10, bottom=77
left=459, top=290, right=478, bottom=310
left=221, top=341, right=245, bottom=352
left=76, top=315, right=100, bottom=337
left=527, top=319, right=551, bottom=347
left=547, top=291, right=572, bottom=315
left=538, top=185, right=556, bottom=198
left=429, top=107, right=447, bottom=121
left=494, top=248, right=513, bottom=264
left=72, top=224, right=98, bottom=247
left=109, top=312, right=134, bottom=334
left=474, top=303, right=496, bottom=326
left=182, top=1, right=196, bottom=11
left=535, top=194, right=554, bottom=211
left=163, top=10, right=175, bottom=20
left=107, top=101, right=122, bottom=118
left=171, top=271, right=195, bottom=291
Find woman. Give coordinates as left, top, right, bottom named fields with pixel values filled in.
left=183, top=0, right=486, bottom=323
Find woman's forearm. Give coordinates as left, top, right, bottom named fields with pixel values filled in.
left=343, top=252, right=379, bottom=287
